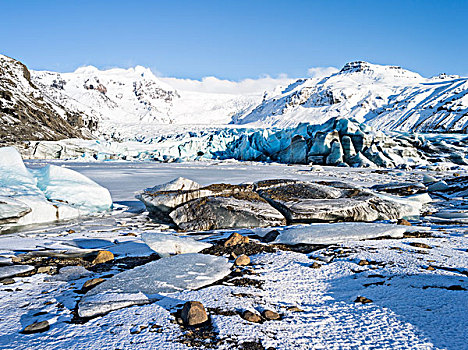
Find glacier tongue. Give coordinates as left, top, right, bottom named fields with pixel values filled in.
left=22, top=117, right=466, bottom=169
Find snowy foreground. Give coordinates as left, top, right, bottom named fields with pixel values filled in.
left=0, top=161, right=467, bottom=349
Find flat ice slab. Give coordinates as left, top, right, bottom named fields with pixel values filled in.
left=273, top=222, right=414, bottom=245
left=78, top=253, right=232, bottom=317
left=142, top=232, right=211, bottom=257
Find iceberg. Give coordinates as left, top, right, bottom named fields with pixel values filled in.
left=0, top=147, right=112, bottom=229
left=78, top=253, right=232, bottom=317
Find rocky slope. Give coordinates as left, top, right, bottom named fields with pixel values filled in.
left=0, top=55, right=97, bottom=143
left=235, top=61, right=468, bottom=133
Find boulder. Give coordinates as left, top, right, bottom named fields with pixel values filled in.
left=224, top=232, right=249, bottom=247
left=180, top=301, right=209, bottom=326
left=234, top=254, right=250, bottom=266
left=170, top=195, right=286, bottom=231
left=92, top=250, right=114, bottom=265
left=21, top=320, right=50, bottom=334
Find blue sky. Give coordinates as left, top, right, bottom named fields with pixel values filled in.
left=1, top=0, right=467, bottom=79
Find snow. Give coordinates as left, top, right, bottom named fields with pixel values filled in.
left=0, top=161, right=466, bottom=349
left=272, top=223, right=412, bottom=245
left=141, top=232, right=211, bottom=257
left=78, top=253, right=232, bottom=317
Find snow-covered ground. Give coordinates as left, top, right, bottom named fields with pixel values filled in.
left=0, top=161, right=466, bottom=349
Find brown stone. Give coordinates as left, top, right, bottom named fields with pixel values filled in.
left=354, top=296, right=373, bottom=304
left=82, top=278, right=105, bottom=292
left=21, top=320, right=50, bottom=334
left=262, top=310, right=280, bottom=320
left=242, top=310, right=262, bottom=323
left=1, top=278, right=15, bottom=285
left=358, top=260, right=369, bottom=266
left=409, top=242, right=432, bottom=249
left=397, top=219, right=412, bottom=226
left=425, top=266, right=435, bottom=271
left=180, top=301, right=208, bottom=326
left=224, top=232, right=249, bottom=247
left=37, top=266, right=56, bottom=274
left=286, top=306, right=304, bottom=312
left=235, top=254, right=250, bottom=266
left=310, top=262, right=322, bottom=269
left=92, top=251, right=114, bottom=264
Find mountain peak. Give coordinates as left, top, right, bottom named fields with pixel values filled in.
left=338, top=61, right=422, bottom=80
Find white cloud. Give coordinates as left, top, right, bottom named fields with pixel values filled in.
left=306, top=66, right=339, bottom=79
left=159, top=74, right=294, bottom=95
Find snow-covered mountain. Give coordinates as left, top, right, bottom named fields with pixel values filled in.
left=32, top=66, right=263, bottom=140
left=0, top=55, right=97, bottom=142
left=3, top=55, right=467, bottom=142
left=235, top=61, right=468, bottom=133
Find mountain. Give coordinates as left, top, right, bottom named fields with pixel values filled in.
left=32, top=66, right=262, bottom=140
left=2, top=56, right=467, bottom=143
left=234, top=61, right=468, bottom=133
left=0, top=55, right=96, bottom=143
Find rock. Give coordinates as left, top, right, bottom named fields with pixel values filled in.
left=261, top=230, right=280, bottom=243
left=21, top=320, right=50, bottom=334
left=409, top=242, right=432, bottom=249
left=1, top=278, right=15, bottom=285
left=310, top=262, right=321, bottom=269
left=170, top=196, right=286, bottom=231
left=234, top=254, right=250, bottom=266
left=397, top=219, right=412, bottom=226
left=286, top=306, right=304, bottom=312
left=354, top=296, right=373, bottom=304
left=242, top=310, right=262, bottom=323
left=358, top=260, right=369, bottom=266
left=37, top=266, right=56, bottom=274
left=82, top=278, right=105, bottom=292
left=425, top=266, right=435, bottom=271
left=180, top=301, right=209, bottom=326
left=92, top=250, right=114, bottom=265
left=225, top=232, right=250, bottom=247
left=262, top=310, right=280, bottom=320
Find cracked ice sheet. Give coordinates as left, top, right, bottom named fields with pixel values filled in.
left=78, top=253, right=232, bottom=318
left=272, top=222, right=427, bottom=245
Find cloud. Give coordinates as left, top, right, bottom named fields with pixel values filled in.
left=159, top=74, right=294, bottom=95
left=306, top=66, right=339, bottom=79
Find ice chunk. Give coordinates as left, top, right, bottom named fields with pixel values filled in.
left=170, top=195, right=286, bottom=231
left=47, top=266, right=92, bottom=281
left=141, top=177, right=200, bottom=194
left=428, top=181, right=449, bottom=192
left=274, top=223, right=409, bottom=245
left=0, top=147, right=112, bottom=229
left=0, top=196, right=31, bottom=223
left=31, top=164, right=112, bottom=212
left=0, top=265, right=34, bottom=279
left=78, top=253, right=232, bottom=317
left=142, top=232, right=211, bottom=257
